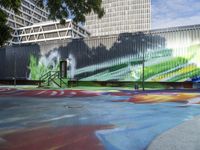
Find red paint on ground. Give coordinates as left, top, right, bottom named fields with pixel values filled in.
left=110, top=92, right=132, bottom=96
left=0, top=89, right=100, bottom=98
left=0, top=125, right=112, bottom=150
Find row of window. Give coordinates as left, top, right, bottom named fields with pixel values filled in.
left=86, top=19, right=150, bottom=26
left=87, top=9, right=150, bottom=20
left=87, top=19, right=150, bottom=28
left=15, top=30, right=83, bottom=43
left=22, top=0, right=48, bottom=17
left=103, top=0, right=150, bottom=6
left=105, top=4, right=150, bottom=12
left=90, top=25, right=150, bottom=35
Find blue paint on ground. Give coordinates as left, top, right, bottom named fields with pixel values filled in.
left=0, top=95, right=200, bottom=150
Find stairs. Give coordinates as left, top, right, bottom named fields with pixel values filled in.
left=38, top=71, right=68, bottom=88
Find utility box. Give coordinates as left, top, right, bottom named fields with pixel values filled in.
left=60, top=60, right=67, bottom=78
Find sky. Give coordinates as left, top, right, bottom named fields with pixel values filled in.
left=152, top=0, right=200, bottom=29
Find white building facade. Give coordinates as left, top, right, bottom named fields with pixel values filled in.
left=2, top=0, right=90, bottom=45
left=1, top=0, right=49, bottom=44
left=2, top=0, right=49, bottom=29
left=12, top=20, right=90, bottom=44
left=85, top=0, right=151, bottom=36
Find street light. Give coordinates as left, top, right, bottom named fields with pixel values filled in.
left=14, top=48, right=16, bottom=87
left=142, top=38, right=145, bottom=91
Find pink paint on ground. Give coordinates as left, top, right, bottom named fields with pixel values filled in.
left=0, top=89, right=101, bottom=98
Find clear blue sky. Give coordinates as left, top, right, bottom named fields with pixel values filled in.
left=152, top=0, right=200, bottom=29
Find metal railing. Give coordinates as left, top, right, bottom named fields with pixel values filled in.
left=39, top=71, right=68, bottom=88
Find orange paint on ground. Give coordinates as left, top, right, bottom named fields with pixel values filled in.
left=125, top=93, right=200, bottom=104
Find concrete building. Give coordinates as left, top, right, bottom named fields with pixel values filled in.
left=2, top=0, right=151, bottom=44
left=2, top=0, right=49, bottom=29
left=85, top=0, right=151, bottom=36
left=2, top=0, right=90, bottom=45
left=1, top=0, right=49, bottom=44
left=12, top=19, right=90, bottom=44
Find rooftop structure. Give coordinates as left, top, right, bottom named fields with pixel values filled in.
left=1, top=0, right=49, bottom=44
left=11, top=20, right=90, bottom=44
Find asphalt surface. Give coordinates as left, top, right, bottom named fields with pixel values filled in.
left=148, top=116, right=200, bottom=150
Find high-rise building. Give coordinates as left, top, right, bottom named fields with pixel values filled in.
left=2, top=0, right=49, bottom=29
left=12, top=19, right=90, bottom=44
left=85, top=0, right=151, bottom=36
left=1, top=0, right=90, bottom=45
left=1, top=0, right=49, bottom=44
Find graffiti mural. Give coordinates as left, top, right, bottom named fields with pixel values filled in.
left=1, top=88, right=200, bottom=150
left=0, top=25, right=200, bottom=82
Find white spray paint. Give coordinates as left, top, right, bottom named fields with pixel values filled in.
left=68, top=54, right=76, bottom=79
left=39, top=51, right=60, bottom=69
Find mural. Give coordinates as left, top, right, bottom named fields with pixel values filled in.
left=28, top=44, right=200, bottom=82
left=29, top=30, right=200, bottom=82
left=29, top=51, right=60, bottom=80
left=1, top=88, right=200, bottom=150
left=1, top=26, right=200, bottom=82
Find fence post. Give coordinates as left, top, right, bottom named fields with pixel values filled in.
left=14, top=48, right=16, bottom=87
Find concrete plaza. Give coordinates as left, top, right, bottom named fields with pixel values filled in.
left=0, top=87, right=200, bottom=150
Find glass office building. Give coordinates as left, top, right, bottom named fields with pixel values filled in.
left=85, top=0, right=151, bottom=36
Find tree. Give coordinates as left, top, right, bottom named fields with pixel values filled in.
left=37, top=0, right=104, bottom=23
left=0, top=9, right=11, bottom=46
left=0, top=0, right=104, bottom=46
left=0, top=0, right=21, bottom=46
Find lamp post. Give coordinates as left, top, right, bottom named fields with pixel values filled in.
left=14, top=49, right=16, bottom=87
left=142, top=38, right=145, bottom=91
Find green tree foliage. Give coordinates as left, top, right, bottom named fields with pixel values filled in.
left=36, top=0, right=104, bottom=23
left=0, top=0, right=21, bottom=46
left=0, top=0, right=104, bottom=46
left=0, top=9, right=11, bottom=46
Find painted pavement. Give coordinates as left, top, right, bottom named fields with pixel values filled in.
left=0, top=88, right=200, bottom=150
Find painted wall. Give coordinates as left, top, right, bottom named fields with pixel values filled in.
left=1, top=26, right=200, bottom=82
left=0, top=48, right=5, bottom=79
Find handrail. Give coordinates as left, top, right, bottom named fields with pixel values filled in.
left=40, top=71, right=59, bottom=80
left=47, top=71, right=59, bottom=86
left=39, top=70, right=68, bottom=87
left=40, top=71, right=51, bottom=81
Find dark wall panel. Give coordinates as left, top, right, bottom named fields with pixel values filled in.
left=0, top=48, right=6, bottom=79
left=5, top=45, right=40, bottom=79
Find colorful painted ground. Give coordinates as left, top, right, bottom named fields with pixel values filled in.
left=1, top=88, right=200, bottom=150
